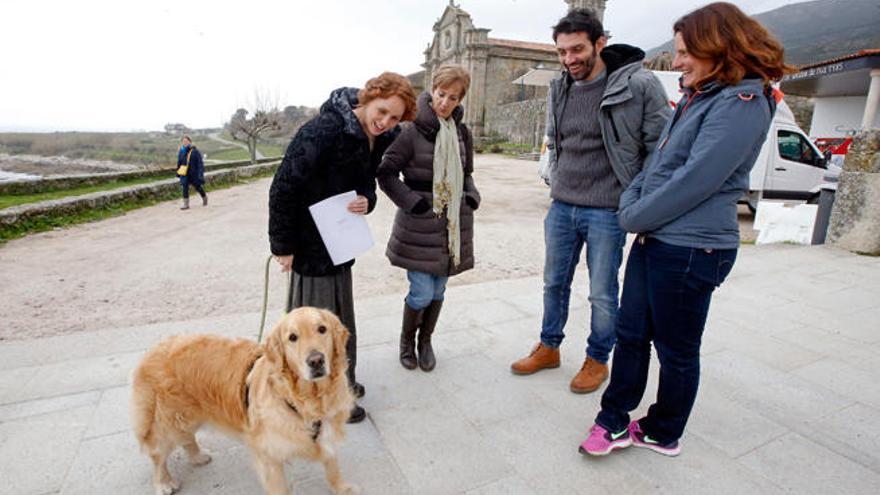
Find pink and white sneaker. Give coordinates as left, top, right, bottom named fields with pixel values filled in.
left=578, top=423, right=632, bottom=456
left=628, top=419, right=681, bottom=457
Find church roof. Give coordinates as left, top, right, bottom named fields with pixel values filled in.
left=489, top=38, right=556, bottom=53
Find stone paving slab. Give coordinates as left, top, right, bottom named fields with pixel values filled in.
left=1, top=245, right=880, bottom=494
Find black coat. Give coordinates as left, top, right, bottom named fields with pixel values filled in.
left=178, top=145, right=205, bottom=186
left=268, top=87, right=400, bottom=276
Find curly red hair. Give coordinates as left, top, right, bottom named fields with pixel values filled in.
left=674, top=2, right=794, bottom=89
left=357, top=72, right=417, bottom=122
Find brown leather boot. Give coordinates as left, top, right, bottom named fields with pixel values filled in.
left=400, top=302, right=422, bottom=370
left=417, top=300, right=442, bottom=372
left=569, top=357, right=608, bottom=394
left=510, top=343, right=560, bottom=375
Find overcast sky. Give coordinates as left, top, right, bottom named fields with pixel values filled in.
left=0, top=0, right=804, bottom=132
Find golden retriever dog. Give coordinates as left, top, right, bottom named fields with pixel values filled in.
left=130, top=307, right=357, bottom=495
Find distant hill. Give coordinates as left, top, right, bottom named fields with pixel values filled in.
left=646, top=0, right=880, bottom=66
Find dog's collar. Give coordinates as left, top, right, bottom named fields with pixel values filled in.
left=285, top=400, right=322, bottom=442
left=243, top=353, right=321, bottom=442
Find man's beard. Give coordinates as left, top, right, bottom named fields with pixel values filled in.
left=570, top=52, right=598, bottom=81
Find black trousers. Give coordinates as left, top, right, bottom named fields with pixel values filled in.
left=179, top=177, right=206, bottom=199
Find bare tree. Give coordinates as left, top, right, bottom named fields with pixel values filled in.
left=226, top=90, right=282, bottom=163
left=281, top=105, right=317, bottom=136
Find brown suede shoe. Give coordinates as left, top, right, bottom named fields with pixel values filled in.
left=569, top=357, right=608, bottom=394
left=511, top=343, right=560, bottom=375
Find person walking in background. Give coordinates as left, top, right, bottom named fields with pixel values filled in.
left=176, top=135, right=207, bottom=210
left=268, top=72, right=417, bottom=423
left=580, top=2, right=792, bottom=457
left=510, top=9, right=671, bottom=393
left=377, top=65, right=480, bottom=373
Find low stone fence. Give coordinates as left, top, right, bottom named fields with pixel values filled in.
left=0, top=161, right=280, bottom=229
left=484, top=98, right=546, bottom=148
left=827, top=129, right=880, bottom=255
left=0, top=157, right=282, bottom=196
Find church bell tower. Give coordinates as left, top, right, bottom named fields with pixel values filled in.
left=565, top=0, right=607, bottom=22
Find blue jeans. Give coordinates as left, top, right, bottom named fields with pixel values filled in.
left=540, top=201, right=626, bottom=363
left=596, top=238, right=736, bottom=443
left=406, top=270, right=448, bottom=310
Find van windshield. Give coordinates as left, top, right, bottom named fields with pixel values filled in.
left=778, top=130, right=820, bottom=167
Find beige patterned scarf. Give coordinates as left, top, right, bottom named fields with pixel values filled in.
left=432, top=116, right=464, bottom=267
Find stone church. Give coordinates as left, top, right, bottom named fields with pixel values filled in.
left=410, top=1, right=607, bottom=144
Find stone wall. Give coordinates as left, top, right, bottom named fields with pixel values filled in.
left=827, top=129, right=880, bottom=254
left=484, top=97, right=547, bottom=148
left=785, top=95, right=815, bottom=134
left=483, top=56, right=554, bottom=109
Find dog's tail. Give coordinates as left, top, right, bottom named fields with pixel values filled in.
left=129, top=366, right=157, bottom=450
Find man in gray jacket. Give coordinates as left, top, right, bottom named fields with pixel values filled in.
left=511, top=8, right=671, bottom=393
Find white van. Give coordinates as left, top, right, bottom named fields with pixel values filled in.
left=651, top=71, right=837, bottom=212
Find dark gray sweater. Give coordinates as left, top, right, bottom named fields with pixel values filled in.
left=550, top=72, right=622, bottom=208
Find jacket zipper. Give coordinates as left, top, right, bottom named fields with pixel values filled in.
left=555, top=81, right=571, bottom=154
left=659, top=91, right=697, bottom=150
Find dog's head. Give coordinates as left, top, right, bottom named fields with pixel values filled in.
left=266, top=307, right=350, bottom=382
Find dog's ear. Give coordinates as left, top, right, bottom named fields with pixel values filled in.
left=323, top=309, right=350, bottom=381
left=265, top=315, right=301, bottom=391
left=264, top=318, right=286, bottom=369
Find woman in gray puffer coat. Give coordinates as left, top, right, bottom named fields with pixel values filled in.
left=377, top=65, right=481, bottom=372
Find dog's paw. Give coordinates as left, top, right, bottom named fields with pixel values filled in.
left=336, top=482, right=361, bottom=495
left=190, top=452, right=212, bottom=466
left=155, top=479, right=180, bottom=495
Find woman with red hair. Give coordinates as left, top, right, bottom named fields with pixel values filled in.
left=580, top=2, right=793, bottom=457
left=269, top=72, right=417, bottom=423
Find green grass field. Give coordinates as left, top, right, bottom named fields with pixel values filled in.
left=259, top=144, right=284, bottom=157
left=206, top=148, right=250, bottom=162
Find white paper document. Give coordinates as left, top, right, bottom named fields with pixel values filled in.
left=308, top=191, right=374, bottom=265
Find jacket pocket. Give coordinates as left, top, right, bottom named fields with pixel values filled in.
left=606, top=110, right=621, bottom=143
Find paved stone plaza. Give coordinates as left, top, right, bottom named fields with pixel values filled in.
left=2, top=244, right=879, bottom=494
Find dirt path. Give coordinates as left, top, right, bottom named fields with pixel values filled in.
left=0, top=154, right=755, bottom=341
left=0, top=155, right=549, bottom=340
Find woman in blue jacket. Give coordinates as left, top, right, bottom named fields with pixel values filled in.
left=177, top=135, right=206, bottom=210
left=580, top=2, right=793, bottom=457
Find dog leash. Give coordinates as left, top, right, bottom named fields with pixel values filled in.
left=257, top=254, right=291, bottom=343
